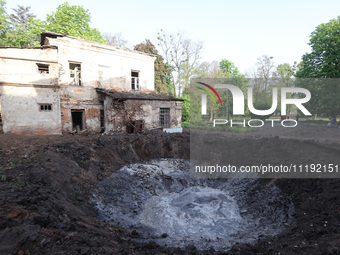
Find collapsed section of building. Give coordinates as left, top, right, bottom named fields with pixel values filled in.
left=0, top=32, right=183, bottom=135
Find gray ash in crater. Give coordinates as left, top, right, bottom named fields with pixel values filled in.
left=91, top=159, right=294, bottom=251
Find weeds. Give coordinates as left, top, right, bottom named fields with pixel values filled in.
left=6, top=161, right=16, bottom=169
left=11, top=177, right=31, bottom=188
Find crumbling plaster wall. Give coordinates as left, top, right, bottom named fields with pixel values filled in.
left=44, top=36, right=156, bottom=133
left=0, top=86, right=61, bottom=135
left=0, top=48, right=61, bottom=135
left=104, top=98, right=182, bottom=132
left=46, top=36, right=156, bottom=91
left=59, top=85, right=102, bottom=132
left=0, top=48, right=59, bottom=85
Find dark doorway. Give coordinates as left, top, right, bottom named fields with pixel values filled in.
left=71, top=110, right=84, bottom=132
left=100, top=109, right=105, bottom=133
left=127, top=120, right=143, bottom=134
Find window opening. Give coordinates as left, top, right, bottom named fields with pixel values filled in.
left=160, top=108, right=170, bottom=127
left=131, top=71, right=139, bottom=90
left=70, top=63, right=82, bottom=86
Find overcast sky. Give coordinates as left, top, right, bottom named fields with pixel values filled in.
left=5, top=0, right=340, bottom=73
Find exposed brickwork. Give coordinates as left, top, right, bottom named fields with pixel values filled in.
left=104, top=97, right=182, bottom=132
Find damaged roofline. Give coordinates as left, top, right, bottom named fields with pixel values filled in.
left=40, top=31, right=157, bottom=59
left=0, top=45, right=58, bottom=50
left=105, top=97, right=183, bottom=102
left=96, top=88, right=184, bottom=102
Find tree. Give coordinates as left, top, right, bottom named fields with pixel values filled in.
left=0, top=2, right=106, bottom=47
left=273, top=63, right=297, bottom=115
left=45, top=2, right=105, bottom=43
left=179, top=93, right=190, bottom=123
left=193, top=61, right=224, bottom=121
left=296, top=16, right=340, bottom=78
left=255, top=55, right=275, bottom=90
left=275, top=63, right=296, bottom=85
left=181, top=38, right=203, bottom=94
left=134, top=39, right=174, bottom=95
left=10, top=5, right=36, bottom=25
left=192, top=60, right=247, bottom=121
left=102, top=32, right=129, bottom=48
left=0, top=0, right=9, bottom=45
left=3, top=5, right=42, bottom=47
left=246, top=55, right=277, bottom=109
left=157, top=30, right=203, bottom=96
left=195, top=61, right=224, bottom=78
left=296, top=16, right=340, bottom=119
left=220, top=59, right=244, bottom=79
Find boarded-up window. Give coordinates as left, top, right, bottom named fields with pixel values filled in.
left=37, top=63, right=49, bottom=74
left=160, top=108, right=170, bottom=127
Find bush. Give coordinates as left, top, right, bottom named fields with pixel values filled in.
left=182, top=122, right=190, bottom=128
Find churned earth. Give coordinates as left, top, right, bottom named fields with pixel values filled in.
left=0, top=125, right=339, bottom=255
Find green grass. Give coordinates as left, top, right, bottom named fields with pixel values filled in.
left=305, top=118, right=330, bottom=125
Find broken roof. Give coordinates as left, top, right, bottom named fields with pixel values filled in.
left=96, top=88, right=184, bottom=101
left=0, top=45, right=58, bottom=50
left=41, top=31, right=156, bottom=58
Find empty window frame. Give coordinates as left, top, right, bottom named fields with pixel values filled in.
left=39, top=104, right=52, bottom=111
left=159, top=108, right=170, bottom=127
left=36, top=63, right=49, bottom=74
left=69, top=62, right=82, bottom=86
left=127, top=120, right=144, bottom=134
left=131, top=71, right=139, bottom=90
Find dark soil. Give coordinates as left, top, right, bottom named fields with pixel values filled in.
left=0, top=126, right=340, bottom=255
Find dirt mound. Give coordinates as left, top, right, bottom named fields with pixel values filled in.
left=0, top=128, right=339, bottom=254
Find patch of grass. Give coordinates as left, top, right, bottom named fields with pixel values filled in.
left=1, top=174, right=6, bottom=182
left=6, top=161, right=16, bottom=169
left=11, top=177, right=31, bottom=188
left=305, top=119, right=330, bottom=125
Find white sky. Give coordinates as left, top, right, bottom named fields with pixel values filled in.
left=5, top=0, right=340, bottom=73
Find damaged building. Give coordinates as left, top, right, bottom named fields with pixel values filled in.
left=0, top=32, right=183, bottom=135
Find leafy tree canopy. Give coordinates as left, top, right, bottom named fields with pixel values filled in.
left=134, top=39, right=174, bottom=96
left=10, top=5, right=36, bottom=25
left=45, top=2, right=105, bottom=43
left=3, top=4, right=42, bottom=47
left=102, top=32, right=129, bottom=48
left=296, top=16, right=340, bottom=118
left=296, top=16, right=340, bottom=78
left=220, top=59, right=244, bottom=79
left=0, top=1, right=106, bottom=47
left=0, top=0, right=9, bottom=43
